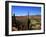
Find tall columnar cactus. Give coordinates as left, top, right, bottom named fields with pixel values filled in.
left=12, top=13, right=17, bottom=27
left=13, top=13, right=16, bottom=24
left=28, top=11, right=30, bottom=29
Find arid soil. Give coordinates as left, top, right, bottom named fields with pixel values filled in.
left=12, top=16, right=41, bottom=31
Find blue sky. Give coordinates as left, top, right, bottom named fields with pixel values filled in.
left=12, top=6, right=41, bottom=16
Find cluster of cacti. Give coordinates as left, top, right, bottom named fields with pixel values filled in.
left=12, top=14, right=41, bottom=31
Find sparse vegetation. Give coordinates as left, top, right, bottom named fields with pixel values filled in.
left=12, top=16, right=41, bottom=31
